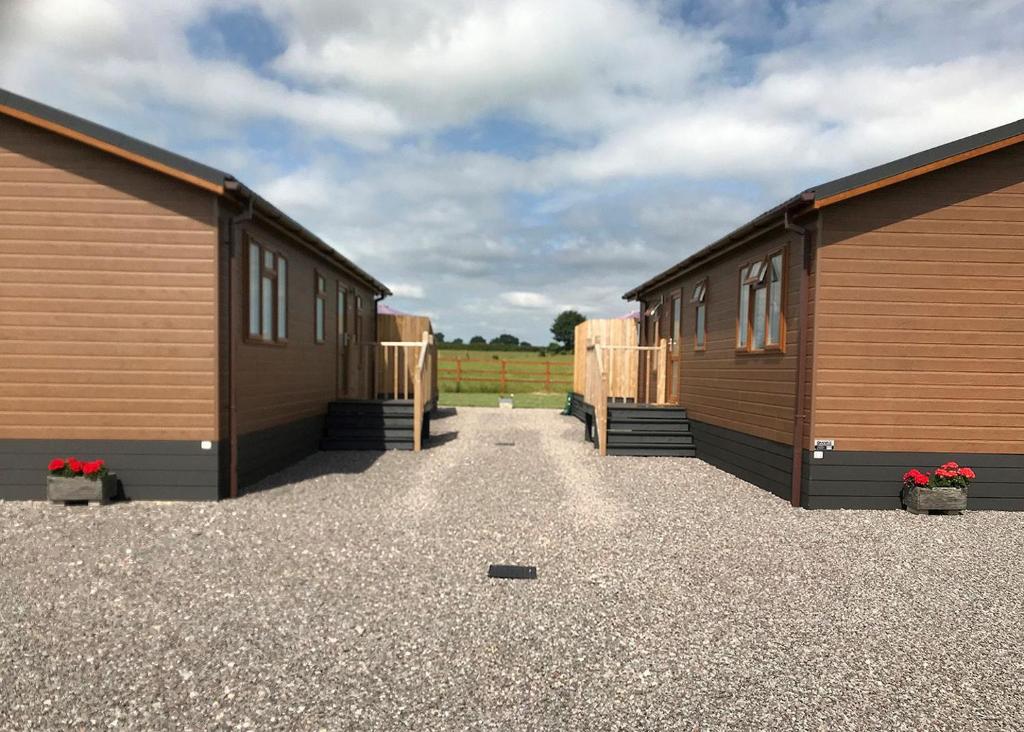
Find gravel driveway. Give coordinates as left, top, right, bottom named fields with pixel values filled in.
left=2, top=407, right=1023, bottom=731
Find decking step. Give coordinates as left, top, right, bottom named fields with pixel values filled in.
left=607, top=433, right=694, bottom=446
left=328, top=402, right=414, bottom=416
left=605, top=446, right=696, bottom=457
left=324, top=427, right=413, bottom=440
left=320, top=438, right=413, bottom=451
left=324, top=416, right=413, bottom=429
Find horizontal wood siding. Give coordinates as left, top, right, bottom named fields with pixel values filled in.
left=643, top=228, right=804, bottom=445
left=814, top=144, right=1024, bottom=453
left=0, top=115, right=218, bottom=441
left=231, top=216, right=377, bottom=438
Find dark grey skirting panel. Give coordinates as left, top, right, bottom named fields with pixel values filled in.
left=237, top=414, right=325, bottom=489
left=0, top=439, right=222, bottom=501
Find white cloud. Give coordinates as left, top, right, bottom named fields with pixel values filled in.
left=500, top=291, right=552, bottom=309
left=389, top=283, right=426, bottom=299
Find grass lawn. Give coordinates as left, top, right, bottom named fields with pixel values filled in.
left=438, top=392, right=568, bottom=409
left=437, top=349, right=574, bottom=395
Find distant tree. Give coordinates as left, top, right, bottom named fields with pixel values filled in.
left=547, top=341, right=563, bottom=353
left=450, top=337, right=464, bottom=345
left=490, top=333, right=520, bottom=346
left=435, top=332, right=446, bottom=343
left=469, top=335, right=486, bottom=345
left=551, top=310, right=585, bottom=351
left=519, top=341, right=532, bottom=349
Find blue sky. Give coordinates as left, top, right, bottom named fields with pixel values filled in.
left=3, top=0, right=1024, bottom=343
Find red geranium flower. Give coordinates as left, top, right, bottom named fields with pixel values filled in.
left=67, top=457, right=83, bottom=474
left=48, top=458, right=65, bottom=472
left=913, top=473, right=928, bottom=486
left=83, top=461, right=101, bottom=476
left=959, top=467, right=976, bottom=480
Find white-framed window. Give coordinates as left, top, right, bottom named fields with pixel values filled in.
left=737, top=249, right=785, bottom=352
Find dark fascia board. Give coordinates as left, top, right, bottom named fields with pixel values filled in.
left=0, top=87, right=228, bottom=186
left=808, top=116, right=1024, bottom=201
left=0, top=87, right=390, bottom=297
left=623, top=193, right=811, bottom=300
left=225, top=181, right=391, bottom=296
left=624, top=115, right=1024, bottom=300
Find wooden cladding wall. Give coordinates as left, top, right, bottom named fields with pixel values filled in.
left=229, top=215, right=377, bottom=437
left=0, top=115, right=219, bottom=441
left=642, top=228, right=805, bottom=445
left=813, top=143, right=1024, bottom=454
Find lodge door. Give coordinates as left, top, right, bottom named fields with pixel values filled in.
left=669, top=293, right=682, bottom=404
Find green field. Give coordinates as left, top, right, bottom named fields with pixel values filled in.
left=437, top=392, right=567, bottom=409
left=437, top=349, right=574, bottom=394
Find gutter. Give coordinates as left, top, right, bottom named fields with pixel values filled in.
left=623, top=192, right=813, bottom=301
left=223, top=179, right=391, bottom=297
left=784, top=209, right=813, bottom=509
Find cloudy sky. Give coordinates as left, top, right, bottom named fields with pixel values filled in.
left=3, top=0, right=1024, bottom=343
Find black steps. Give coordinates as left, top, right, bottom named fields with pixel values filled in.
left=320, top=399, right=426, bottom=451
left=601, top=403, right=694, bottom=457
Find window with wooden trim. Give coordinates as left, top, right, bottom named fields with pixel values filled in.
left=737, top=249, right=785, bottom=352
left=315, top=273, right=327, bottom=343
left=247, top=241, right=287, bottom=343
left=691, top=279, right=707, bottom=350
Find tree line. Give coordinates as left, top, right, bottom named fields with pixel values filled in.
left=437, top=310, right=585, bottom=354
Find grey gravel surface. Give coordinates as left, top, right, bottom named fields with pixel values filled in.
left=2, top=407, right=1023, bottom=731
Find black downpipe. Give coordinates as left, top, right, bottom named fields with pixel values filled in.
left=785, top=209, right=812, bottom=508
left=226, top=197, right=255, bottom=498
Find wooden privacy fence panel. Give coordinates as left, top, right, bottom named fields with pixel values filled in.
left=583, top=340, right=669, bottom=407
left=573, top=319, right=638, bottom=394
left=437, top=359, right=573, bottom=393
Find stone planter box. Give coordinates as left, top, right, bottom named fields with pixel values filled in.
left=902, top=485, right=967, bottom=514
left=47, top=474, right=118, bottom=505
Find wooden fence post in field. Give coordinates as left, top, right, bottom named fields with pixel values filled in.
left=545, top=362, right=551, bottom=391
left=500, top=360, right=507, bottom=392
left=456, top=358, right=462, bottom=389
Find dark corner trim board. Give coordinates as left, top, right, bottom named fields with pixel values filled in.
left=0, top=439, right=222, bottom=501
left=236, top=414, right=326, bottom=490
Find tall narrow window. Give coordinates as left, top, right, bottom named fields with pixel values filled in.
left=248, top=243, right=260, bottom=336
left=737, top=249, right=786, bottom=352
left=737, top=265, right=751, bottom=349
left=671, top=294, right=682, bottom=348
left=691, top=279, right=707, bottom=350
left=247, top=241, right=286, bottom=343
left=767, top=252, right=783, bottom=346
left=315, top=273, right=327, bottom=343
left=276, top=258, right=287, bottom=340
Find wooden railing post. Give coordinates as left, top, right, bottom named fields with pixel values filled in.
left=456, top=358, right=462, bottom=392
left=500, top=360, right=507, bottom=393
left=657, top=338, right=669, bottom=405
left=413, top=367, right=423, bottom=452
left=595, top=346, right=608, bottom=456
left=545, top=362, right=551, bottom=392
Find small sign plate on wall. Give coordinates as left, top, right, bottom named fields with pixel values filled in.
left=200, top=441, right=213, bottom=450
left=813, top=439, right=835, bottom=460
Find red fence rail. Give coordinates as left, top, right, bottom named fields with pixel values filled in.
left=437, top=358, right=573, bottom=393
